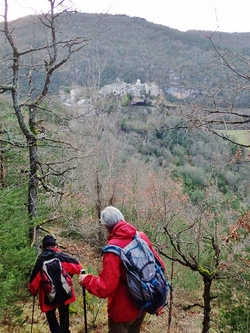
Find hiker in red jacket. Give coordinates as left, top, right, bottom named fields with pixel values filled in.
left=79, top=206, right=165, bottom=333
left=29, top=235, right=82, bottom=333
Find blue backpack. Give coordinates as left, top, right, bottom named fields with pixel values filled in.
left=102, top=233, right=172, bottom=315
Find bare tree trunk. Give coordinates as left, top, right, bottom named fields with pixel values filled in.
left=95, top=167, right=102, bottom=219
left=95, top=167, right=104, bottom=246
left=202, top=276, right=212, bottom=333
left=28, top=141, right=39, bottom=245
left=167, top=256, right=174, bottom=333
left=0, top=151, right=6, bottom=188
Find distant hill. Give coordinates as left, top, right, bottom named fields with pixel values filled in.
left=1, top=12, right=250, bottom=106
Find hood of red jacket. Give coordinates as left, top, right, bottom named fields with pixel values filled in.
left=107, top=221, right=137, bottom=247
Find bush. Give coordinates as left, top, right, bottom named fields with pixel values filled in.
left=0, top=187, right=36, bottom=323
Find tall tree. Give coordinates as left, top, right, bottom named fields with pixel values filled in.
left=0, top=0, right=89, bottom=247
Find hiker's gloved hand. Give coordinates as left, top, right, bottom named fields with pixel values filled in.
left=79, top=273, right=88, bottom=285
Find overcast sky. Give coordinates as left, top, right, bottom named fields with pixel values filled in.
left=2, top=0, right=250, bottom=33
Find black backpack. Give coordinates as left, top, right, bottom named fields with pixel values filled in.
left=102, top=233, right=172, bottom=315
left=40, top=253, right=73, bottom=305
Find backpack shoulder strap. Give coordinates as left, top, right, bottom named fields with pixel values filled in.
left=102, top=233, right=138, bottom=256
left=102, top=244, right=122, bottom=256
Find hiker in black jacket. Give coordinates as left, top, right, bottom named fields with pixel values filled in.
left=29, top=235, right=82, bottom=333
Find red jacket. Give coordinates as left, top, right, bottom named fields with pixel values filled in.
left=81, top=221, right=165, bottom=322
left=29, top=247, right=82, bottom=312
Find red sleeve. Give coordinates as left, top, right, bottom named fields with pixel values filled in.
left=29, top=260, right=42, bottom=295
left=81, top=253, right=121, bottom=298
left=58, top=251, right=83, bottom=275
left=62, top=261, right=82, bottom=275
left=29, top=274, right=40, bottom=295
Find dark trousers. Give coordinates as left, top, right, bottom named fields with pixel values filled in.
left=46, top=304, right=70, bottom=333
left=108, top=314, right=146, bottom=333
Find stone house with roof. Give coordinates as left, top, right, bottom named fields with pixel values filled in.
left=99, top=79, right=164, bottom=105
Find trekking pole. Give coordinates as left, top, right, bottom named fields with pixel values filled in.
left=31, top=295, right=35, bottom=333
left=81, top=269, right=88, bottom=333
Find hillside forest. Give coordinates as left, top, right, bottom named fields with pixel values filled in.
left=0, top=1, right=250, bottom=333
